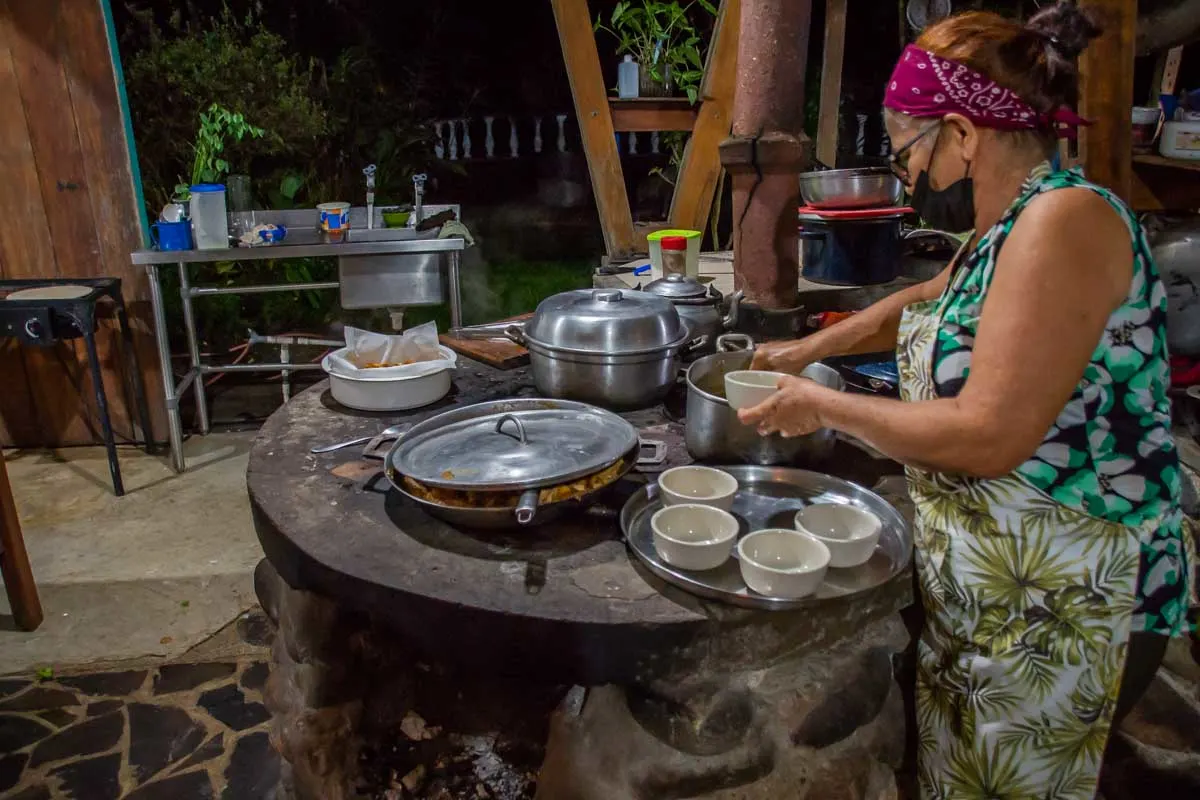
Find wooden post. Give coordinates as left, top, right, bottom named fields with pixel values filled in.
left=668, top=0, right=741, bottom=234
left=1079, top=0, right=1137, bottom=201
left=550, top=0, right=636, bottom=259
left=0, top=450, right=42, bottom=631
left=815, top=0, right=848, bottom=167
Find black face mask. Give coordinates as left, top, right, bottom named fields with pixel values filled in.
left=909, top=136, right=975, bottom=233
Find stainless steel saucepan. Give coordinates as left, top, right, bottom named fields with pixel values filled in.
left=685, top=334, right=845, bottom=466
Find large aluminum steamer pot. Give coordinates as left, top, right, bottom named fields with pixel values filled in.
left=506, top=288, right=698, bottom=409
left=685, top=334, right=845, bottom=465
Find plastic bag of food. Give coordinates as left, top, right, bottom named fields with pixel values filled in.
left=325, top=322, right=456, bottom=379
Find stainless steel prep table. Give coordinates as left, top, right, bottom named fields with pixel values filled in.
left=132, top=212, right=466, bottom=472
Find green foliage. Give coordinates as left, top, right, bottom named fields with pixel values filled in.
left=123, top=5, right=331, bottom=211
left=122, top=4, right=434, bottom=215
left=595, top=0, right=717, bottom=104
left=173, top=103, right=265, bottom=201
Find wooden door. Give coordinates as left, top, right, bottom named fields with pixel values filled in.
left=0, top=0, right=165, bottom=447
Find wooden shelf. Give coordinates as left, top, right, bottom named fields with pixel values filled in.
left=609, top=98, right=699, bottom=132
left=1131, top=153, right=1200, bottom=211
left=1133, top=153, right=1200, bottom=172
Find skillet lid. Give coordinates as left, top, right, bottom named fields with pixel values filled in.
left=390, top=398, right=638, bottom=491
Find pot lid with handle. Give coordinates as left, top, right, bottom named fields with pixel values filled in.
left=523, top=288, right=687, bottom=353
left=642, top=273, right=711, bottom=300
left=390, top=399, right=639, bottom=491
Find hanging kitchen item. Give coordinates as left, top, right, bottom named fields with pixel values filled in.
left=378, top=398, right=647, bottom=528
left=798, top=167, right=903, bottom=210
left=639, top=273, right=742, bottom=347
left=684, top=335, right=846, bottom=466
left=504, top=289, right=697, bottom=409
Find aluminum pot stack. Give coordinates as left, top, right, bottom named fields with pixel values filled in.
left=506, top=288, right=695, bottom=409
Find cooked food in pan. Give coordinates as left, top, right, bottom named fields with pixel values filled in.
left=402, top=458, right=629, bottom=509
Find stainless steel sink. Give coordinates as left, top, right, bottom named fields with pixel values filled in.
left=345, top=227, right=431, bottom=243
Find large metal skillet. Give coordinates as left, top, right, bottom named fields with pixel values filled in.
left=363, top=397, right=662, bottom=529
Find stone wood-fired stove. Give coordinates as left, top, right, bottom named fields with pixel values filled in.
left=247, top=362, right=915, bottom=799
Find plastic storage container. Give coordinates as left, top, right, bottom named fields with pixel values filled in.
left=190, top=184, right=229, bottom=250
left=647, top=229, right=702, bottom=277
left=1132, top=106, right=1161, bottom=153
left=1160, top=121, right=1200, bottom=161
left=318, top=202, right=351, bottom=232
left=618, top=55, right=639, bottom=99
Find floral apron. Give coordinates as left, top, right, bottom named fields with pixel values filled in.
left=896, top=166, right=1194, bottom=799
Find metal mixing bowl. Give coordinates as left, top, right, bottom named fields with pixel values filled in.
left=799, top=167, right=903, bottom=210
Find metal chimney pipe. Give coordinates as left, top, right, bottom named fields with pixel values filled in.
left=719, top=0, right=814, bottom=311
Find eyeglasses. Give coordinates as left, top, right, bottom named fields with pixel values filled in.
left=888, top=120, right=942, bottom=183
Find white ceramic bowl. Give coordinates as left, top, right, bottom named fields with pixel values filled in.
left=321, top=345, right=457, bottom=411
left=794, top=503, right=882, bottom=568
left=650, top=504, right=739, bottom=571
left=724, top=370, right=787, bottom=410
left=658, top=466, right=739, bottom=511
left=736, top=529, right=830, bottom=599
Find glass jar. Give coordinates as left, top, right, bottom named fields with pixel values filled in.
left=660, top=235, right=688, bottom=277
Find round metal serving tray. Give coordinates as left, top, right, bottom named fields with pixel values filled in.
left=620, top=465, right=912, bottom=610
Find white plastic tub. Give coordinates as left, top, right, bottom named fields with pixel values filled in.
left=1160, top=121, right=1200, bottom=161
left=321, top=345, right=457, bottom=411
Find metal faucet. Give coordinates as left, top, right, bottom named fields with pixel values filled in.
left=363, top=164, right=377, bottom=229
left=412, top=173, right=427, bottom=227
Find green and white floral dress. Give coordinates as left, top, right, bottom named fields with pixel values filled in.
left=897, top=164, right=1196, bottom=799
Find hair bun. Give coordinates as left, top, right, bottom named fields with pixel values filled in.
left=1026, top=0, right=1102, bottom=60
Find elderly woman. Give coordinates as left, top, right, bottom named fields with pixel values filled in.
left=741, top=2, right=1195, bottom=796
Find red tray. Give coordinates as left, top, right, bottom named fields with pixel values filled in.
left=798, top=205, right=913, bottom=220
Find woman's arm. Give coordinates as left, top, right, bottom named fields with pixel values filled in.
left=750, top=263, right=954, bottom=372
left=742, top=188, right=1133, bottom=477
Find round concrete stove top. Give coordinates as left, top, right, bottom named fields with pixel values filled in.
left=248, top=360, right=912, bottom=684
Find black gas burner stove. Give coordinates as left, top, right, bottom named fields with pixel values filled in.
left=0, top=277, right=155, bottom=496
left=0, top=281, right=111, bottom=345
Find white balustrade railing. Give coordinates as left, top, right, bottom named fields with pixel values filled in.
left=431, top=109, right=895, bottom=164
left=431, top=114, right=671, bottom=162
left=433, top=114, right=581, bottom=160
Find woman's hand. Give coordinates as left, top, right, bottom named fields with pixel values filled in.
left=749, top=340, right=817, bottom=373
left=737, top=376, right=828, bottom=437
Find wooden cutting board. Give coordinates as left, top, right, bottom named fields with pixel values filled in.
left=440, top=313, right=532, bottom=369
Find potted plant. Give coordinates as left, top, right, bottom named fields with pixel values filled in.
left=172, top=104, right=265, bottom=204
left=595, top=0, right=717, bottom=102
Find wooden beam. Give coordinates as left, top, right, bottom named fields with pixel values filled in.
left=669, top=0, right=741, bottom=234
left=610, top=99, right=698, bottom=132
left=551, top=0, right=636, bottom=259
left=815, top=0, right=848, bottom=167
left=1079, top=0, right=1137, bottom=202
left=0, top=450, right=42, bottom=632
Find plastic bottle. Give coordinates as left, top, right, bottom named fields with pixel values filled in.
left=661, top=235, right=688, bottom=277
left=189, top=184, right=229, bottom=250
left=618, top=55, right=639, bottom=100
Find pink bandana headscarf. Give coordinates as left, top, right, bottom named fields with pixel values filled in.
left=884, top=45, right=1090, bottom=139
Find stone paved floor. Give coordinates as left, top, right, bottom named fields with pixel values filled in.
left=0, top=658, right=278, bottom=799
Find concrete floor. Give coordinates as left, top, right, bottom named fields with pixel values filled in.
left=1, top=432, right=264, bottom=676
